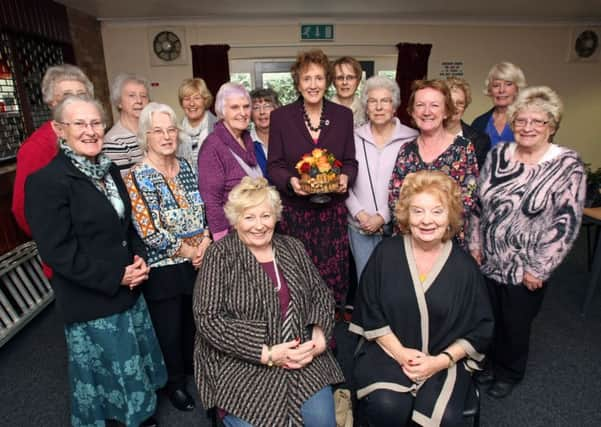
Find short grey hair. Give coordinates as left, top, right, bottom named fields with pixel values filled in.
left=137, top=102, right=179, bottom=151
left=508, top=86, right=563, bottom=138
left=110, top=73, right=150, bottom=109
left=214, top=82, right=250, bottom=119
left=361, top=75, right=401, bottom=112
left=41, top=64, right=93, bottom=106
left=224, top=177, right=282, bottom=226
left=52, top=94, right=106, bottom=124
left=484, top=62, right=527, bottom=96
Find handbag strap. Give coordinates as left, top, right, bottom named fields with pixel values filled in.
left=361, top=137, right=379, bottom=212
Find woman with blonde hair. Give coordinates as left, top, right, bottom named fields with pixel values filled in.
left=351, top=170, right=493, bottom=427
left=177, top=77, right=217, bottom=173
left=469, top=86, right=585, bottom=398
left=194, top=176, right=343, bottom=426
left=445, top=77, right=491, bottom=168
left=471, top=62, right=527, bottom=148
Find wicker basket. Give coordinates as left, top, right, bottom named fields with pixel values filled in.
left=300, top=173, right=340, bottom=194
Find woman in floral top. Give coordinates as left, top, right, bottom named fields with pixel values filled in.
left=125, top=102, right=211, bottom=413
left=388, top=80, right=479, bottom=245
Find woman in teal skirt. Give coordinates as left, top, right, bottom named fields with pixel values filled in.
left=25, top=95, right=167, bottom=427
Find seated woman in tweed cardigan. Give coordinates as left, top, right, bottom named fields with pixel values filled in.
left=193, top=177, right=344, bottom=427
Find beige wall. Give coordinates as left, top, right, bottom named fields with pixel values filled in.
left=101, top=20, right=601, bottom=166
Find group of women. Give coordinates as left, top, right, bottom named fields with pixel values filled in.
left=19, top=51, right=587, bottom=427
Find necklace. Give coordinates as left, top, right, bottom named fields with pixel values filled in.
left=302, top=102, right=325, bottom=132
left=271, top=247, right=282, bottom=292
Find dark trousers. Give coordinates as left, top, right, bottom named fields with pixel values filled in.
left=486, top=278, right=546, bottom=383
left=146, top=294, right=195, bottom=393
left=358, top=366, right=471, bottom=427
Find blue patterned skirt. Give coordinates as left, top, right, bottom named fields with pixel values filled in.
left=65, top=295, right=167, bottom=427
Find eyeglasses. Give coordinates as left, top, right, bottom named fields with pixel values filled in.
left=252, top=103, right=274, bottom=112
left=60, top=121, right=105, bottom=132
left=147, top=127, right=178, bottom=138
left=513, top=118, right=549, bottom=129
left=335, top=75, right=357, bottom=83
left=366, top=98, right=393, bottom=108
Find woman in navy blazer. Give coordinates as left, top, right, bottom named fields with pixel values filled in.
left=25, top=96, right=166, bottom=427
left=268, top=49, right=358, bottom=310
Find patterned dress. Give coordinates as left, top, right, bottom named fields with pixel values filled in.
left=66, top=296, right=167, bottom=427
left=388, top=136, right=479, bottom=245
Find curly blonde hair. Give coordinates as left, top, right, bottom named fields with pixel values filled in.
left=394, top=171, right=463, bottom=242
left=224, top=177, right=283, bottom=226
left=508, top=85, right=563, bottom=138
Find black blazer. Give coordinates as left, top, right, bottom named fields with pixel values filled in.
left=461, top=120, right=491, bottom=169
left=25, top=151, right=146, bottom=324
left=471, top=108, right=494, bottom=135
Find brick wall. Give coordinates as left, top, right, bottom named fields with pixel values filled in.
left=66, top=7, right=112, bottom=127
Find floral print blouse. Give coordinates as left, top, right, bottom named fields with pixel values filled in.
left=125, top=158, right=208, bottom=267
left=387, top=135, right=479, bottom=244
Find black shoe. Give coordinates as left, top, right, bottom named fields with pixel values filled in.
left=474, top=369, right=494, bottom=386
left=169, top=388, right=195, bottom=411
left=140, top=416, right=159, bottom=427
left=487, top=380, right=515, bottom=398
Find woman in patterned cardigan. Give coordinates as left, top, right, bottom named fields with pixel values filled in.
left=126, top=102, right=212, bottom=413
left=469, top=86, right=586, bottom=399
left=193, top=177, right=343, bottom=427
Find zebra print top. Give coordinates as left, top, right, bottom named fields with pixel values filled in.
left=469, top=142, right=586, bottom=285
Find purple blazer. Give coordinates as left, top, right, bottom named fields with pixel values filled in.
left=267, top=99, right=358, bottom=209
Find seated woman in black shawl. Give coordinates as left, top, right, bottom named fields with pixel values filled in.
left=350, top=170, right=493, bottom=427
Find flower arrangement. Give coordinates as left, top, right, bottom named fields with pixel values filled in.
left=295, top=148, right=342, bottom=194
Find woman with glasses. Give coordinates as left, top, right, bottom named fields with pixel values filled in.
left=444, top=77, right=491, bottom=169
left=26, top=96, right=166, bottom=427
left=104, top=73, right=150, bottom=176
left=469, top=87, right=586, bottom=398
left=198, top=82, right=262, bottom=241
left=347, top=76, right=417, bottom=281
left=177, top=78, right=217, bottom=174
left=331, top=56, right=365, bottom=127
left=125, top=102, right=211, bottom=412
left=250, top=88, right=281, bottom=177
left=388, top=80, right=479, bottom=247
left=471, top=62, right=527, bottom=148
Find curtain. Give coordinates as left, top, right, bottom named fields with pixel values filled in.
left=191, top=44, right=230, bottom=114
left=395, top=43, right=432, bottom=126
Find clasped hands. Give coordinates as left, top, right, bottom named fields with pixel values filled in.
left=356, top=210, right=385, bottom=234
left=180, top=238, right=211, bottom=269
left=397, top=348, right=448, bottom=384
left=261, top=326, right=327, bottom=370
left=121, top=255, right=150, bottom=290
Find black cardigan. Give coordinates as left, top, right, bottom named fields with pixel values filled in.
left=461, top=120, right=491, bottom=169
left=25, top=151, right=146, bottom=324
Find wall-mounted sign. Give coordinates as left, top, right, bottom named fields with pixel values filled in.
left=300, top=24, right=334, bottom=41
left=439, top=61, right=464, bottom=77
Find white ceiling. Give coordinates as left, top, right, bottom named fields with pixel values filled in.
left=56, top=0, right=601, bottom=23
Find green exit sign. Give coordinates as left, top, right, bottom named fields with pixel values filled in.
left=300, top=24, right=334, bottom=41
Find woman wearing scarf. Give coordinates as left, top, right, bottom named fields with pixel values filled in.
left=197, top=82, right=263, bottom=241
left=25, top=96, right=166, bottom=427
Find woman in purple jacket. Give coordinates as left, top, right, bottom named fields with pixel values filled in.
left=268, top=49, right=358, bottom=308
left=197, top=83, right=263, bottom=241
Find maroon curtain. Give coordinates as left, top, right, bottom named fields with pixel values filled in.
left=191, top=44, right=230, bottom=114
left=395, top=43, right=432, bottom=126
